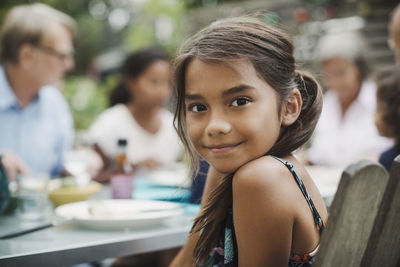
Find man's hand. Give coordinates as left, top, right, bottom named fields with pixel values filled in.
left=1, top=152, right=30, bottom=181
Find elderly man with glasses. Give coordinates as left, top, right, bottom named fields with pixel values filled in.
left=0, top=3, right=76, bottom=179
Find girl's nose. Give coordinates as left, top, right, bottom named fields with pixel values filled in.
left=206, top=114, right=232, bottom=137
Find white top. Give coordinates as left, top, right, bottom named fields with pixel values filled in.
left=307, top=81, right=392, bottom=169
left=88, top=104, right=182, bottom=166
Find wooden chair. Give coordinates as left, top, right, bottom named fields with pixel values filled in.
left=314, top=157, right=396, bottom=266
left=361, top=155, right=400, bottom=266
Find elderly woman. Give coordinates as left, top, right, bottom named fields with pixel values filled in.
left=305, top=31, right=392, bottom=168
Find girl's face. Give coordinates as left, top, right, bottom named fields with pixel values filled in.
left=184, top=59, right=284, bottom=174
left=127, top=60, right=171, bottom=107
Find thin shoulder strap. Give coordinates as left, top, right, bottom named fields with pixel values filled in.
left=271, top=156, right=325, bottom=234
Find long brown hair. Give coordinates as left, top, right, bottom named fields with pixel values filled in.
left=173, top=16, right=322, bottom=264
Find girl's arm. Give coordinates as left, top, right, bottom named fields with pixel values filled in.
left=92, top=144, right=114, bottom=183
left=93, top=143, right=110, bottom=169
left=169, top=166, right=222, bottom=267
left=233, top=157, right=295, bottom=267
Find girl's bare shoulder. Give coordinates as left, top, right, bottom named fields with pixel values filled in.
left=232, top=156, right=296, bottom=264
left=232, top=156, right=297, bottom=202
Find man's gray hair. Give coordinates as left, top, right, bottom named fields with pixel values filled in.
left=0, top=3, right=76, bottom=64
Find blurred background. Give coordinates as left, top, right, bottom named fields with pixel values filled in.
left=0, top=0, right=397, bottom=136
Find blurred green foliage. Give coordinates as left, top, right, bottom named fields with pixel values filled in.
left=62, top=76, right=117, bottom=130
left=123, top=0, right=185, bottom=55
left=0, top=0, right=186, bottom=131
left=0, top=0, right=103, bottom=75
left=184, top=0, right=243, bottom=8
left=0, top=0, right=185, bottom=74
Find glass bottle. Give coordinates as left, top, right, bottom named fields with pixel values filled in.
left=111, top=138, right=133, bottom=199
left=115, top=139, right=128, bottom=174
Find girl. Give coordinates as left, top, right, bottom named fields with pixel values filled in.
left=88, top=47, right=182, bottom=182
left=170, top=17, right=328, bottom=266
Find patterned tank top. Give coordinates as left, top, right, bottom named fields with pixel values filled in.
left=204, top=156, right=325, bottom=266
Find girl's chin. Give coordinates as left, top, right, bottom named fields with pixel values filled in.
left=210, top=157, right=257, bottom=175
left=212, top=163, right=241, bottom=175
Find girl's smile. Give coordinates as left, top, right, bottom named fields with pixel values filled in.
left=205, top=141, right=244, bottom=154
left=184, top=58, right=284, bottom=174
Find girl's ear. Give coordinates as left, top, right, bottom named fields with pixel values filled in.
left=281, top=89, right=302, bottom=126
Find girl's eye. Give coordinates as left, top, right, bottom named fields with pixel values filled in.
left=188, top=104, right=207, bottom=113
left=231, top=97, right=250, bottom=107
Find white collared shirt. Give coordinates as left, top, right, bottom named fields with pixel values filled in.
left=307, top=80, right=392, bottom=168
left=0, top=66, right=74, bottom=175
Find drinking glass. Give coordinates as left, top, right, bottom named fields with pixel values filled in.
left=17, top=174, right=51, bottom=222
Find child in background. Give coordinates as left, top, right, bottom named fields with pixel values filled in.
left=88, top=47, right=182, bottom=182
left=375, top=66, right=400, bottom=171
left=170, top=17, right=328, bottom=266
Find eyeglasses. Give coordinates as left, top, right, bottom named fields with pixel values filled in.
left=36, top=45, right=74, bottom=62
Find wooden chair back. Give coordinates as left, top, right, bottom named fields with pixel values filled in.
left=360, top=155, right=400, bottom=266
left=314, top=160, right=389, bottom=267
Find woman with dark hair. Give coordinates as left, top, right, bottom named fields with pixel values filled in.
left=170, top=16, right=327, bottom=266
left=88, top=46, right=182, bottom=182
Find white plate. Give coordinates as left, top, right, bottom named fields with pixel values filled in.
left=55, top=199, right=185, bottom=230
